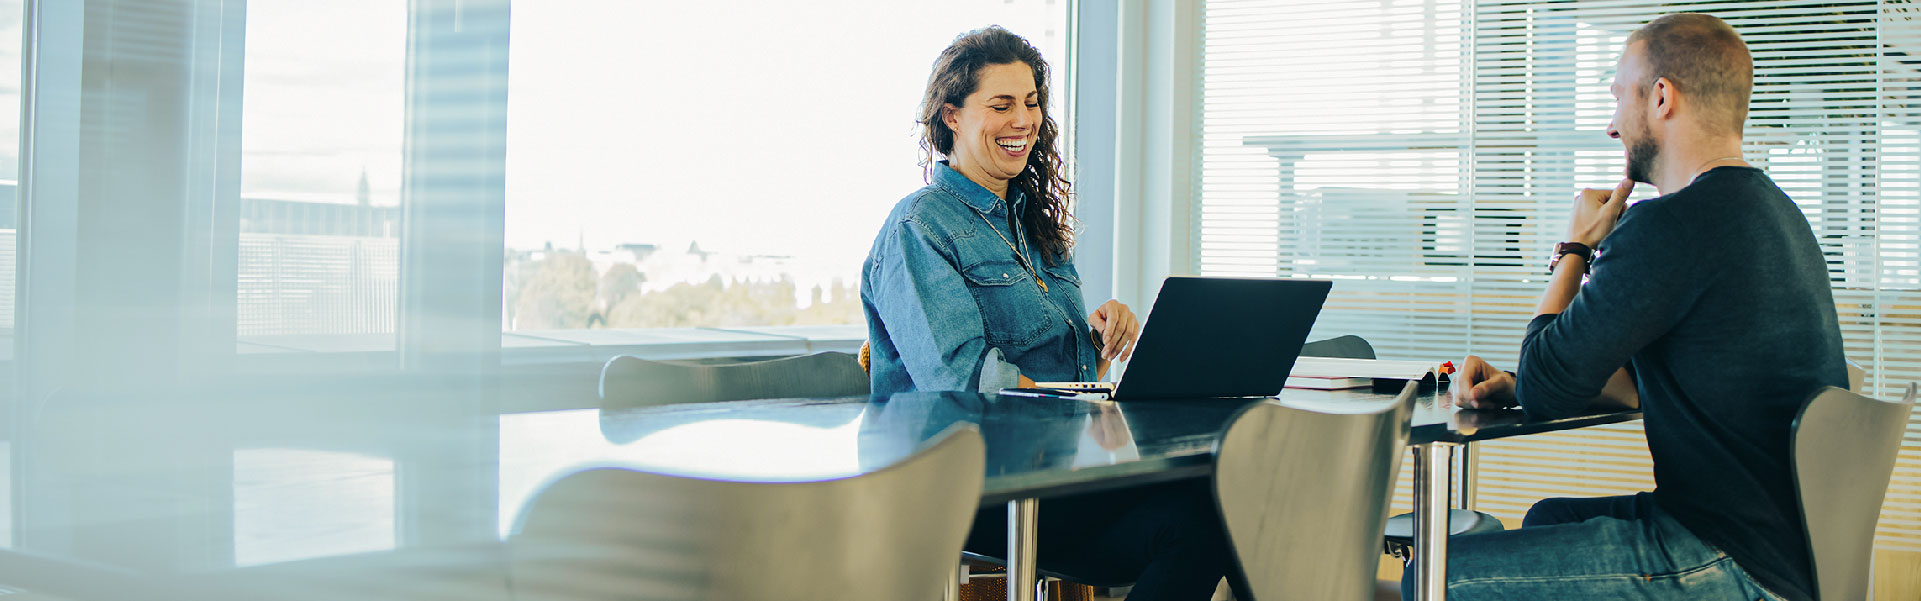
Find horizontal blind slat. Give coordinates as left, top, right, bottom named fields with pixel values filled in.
left=1201, top=0, right=1921, bottom=560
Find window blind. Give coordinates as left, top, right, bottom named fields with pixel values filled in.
left=1200, top=1, right=1921, bottom=594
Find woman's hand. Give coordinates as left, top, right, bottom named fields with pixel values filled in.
left=1088, top=404, right=1131, bottom=450
left=1454, top=355, right=1518, bottom=410
left=1089, top=300, right=1140, bottom=363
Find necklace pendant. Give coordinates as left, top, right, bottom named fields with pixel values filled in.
left=1037, top=277, right=1048, bottom=293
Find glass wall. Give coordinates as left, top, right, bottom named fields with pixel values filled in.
left=501, top=0, right=1068, bottom=334
left=0, top=0, right=24, bottom=550
left=3, top=0, right=1077, bottom=574
left=238, top=0, right=406, bottom=352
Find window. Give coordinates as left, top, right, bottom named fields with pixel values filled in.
left=1200, top=0, right=1921, bottom=590
left=0, top=438, right=10, bottom=549
left=0, top=1, right=18, bottom=357
left=238, top=0, right=407, bottom=353
left=501, top=0, right=1069, bottom=339
left=0, top=0, right=23, bottom=549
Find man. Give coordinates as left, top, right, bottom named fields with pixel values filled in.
left=1405, top=13, right=1845, bottom=601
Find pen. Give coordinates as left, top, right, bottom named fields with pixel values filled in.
left=999, top=388, right=1112, bottom=401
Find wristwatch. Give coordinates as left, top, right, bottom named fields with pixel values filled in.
left=1548, top=242, right=1593, bottom=275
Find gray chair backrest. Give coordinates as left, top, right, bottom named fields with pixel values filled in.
left=1213, top=382, right=1419, bottom=600
left=1794, top=383, right=1915, bottom=601
left=508, top=426, right=984, bottom=601
left=599, top=351, right=871, bottom=410
left=1299, top=335, right=1376, bottom=360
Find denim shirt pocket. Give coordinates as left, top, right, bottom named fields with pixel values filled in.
left=1043, top=262, right=1091, bottom=352
left=956, top=250, right=1050, bottom=347
left=1042, top=262, right=1082, bottom=293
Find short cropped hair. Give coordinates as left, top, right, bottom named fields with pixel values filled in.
left=1626, top=13, right=1754, bottom=135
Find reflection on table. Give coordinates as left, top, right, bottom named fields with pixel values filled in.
left=1, top=385, right=1635, bottom=599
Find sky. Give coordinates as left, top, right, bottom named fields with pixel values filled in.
left=241, top=0, right=408, bottom=204
left=241, top=0, right=1067, bottom=281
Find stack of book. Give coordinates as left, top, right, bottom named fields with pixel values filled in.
left=1285, top=357, right=1436, bottom=390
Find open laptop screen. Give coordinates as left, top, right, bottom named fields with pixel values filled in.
left=1109, top=277, right=1331, bottom=400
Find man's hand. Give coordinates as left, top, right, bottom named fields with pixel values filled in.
left=1454, top=355, right=1518, bottom=410
left=1567, top=178, right=1636, bottom=247
left=1089, top=300, right=1140, bottom=362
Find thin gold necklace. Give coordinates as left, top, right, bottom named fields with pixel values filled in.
left=963, top=200, right=1048, bottom=293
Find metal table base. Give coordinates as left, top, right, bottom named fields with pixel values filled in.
left=1008, top=498, right=1040, bottom=601
left=1412, top=442, right=1458, bottom=601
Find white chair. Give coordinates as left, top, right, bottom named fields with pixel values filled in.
left=1214, top=382, right=1420, bottom=600
left=508, top=425, right=984, bottom=601
left=1793, top=383, right=1915, bottom=601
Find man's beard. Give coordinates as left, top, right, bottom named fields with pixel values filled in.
left=1625, top=134, right=1659, bottom=185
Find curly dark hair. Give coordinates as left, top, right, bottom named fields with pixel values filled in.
left=918, top=26, right=1074, bottom=266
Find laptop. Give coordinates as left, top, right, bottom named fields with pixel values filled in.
left=1029, top=276, right=1331, bottom=401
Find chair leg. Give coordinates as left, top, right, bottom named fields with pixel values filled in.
left=942, top=563, right=962, bottom=601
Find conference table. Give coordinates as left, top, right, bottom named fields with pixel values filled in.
left=0, top=384, right=1637, bottom=600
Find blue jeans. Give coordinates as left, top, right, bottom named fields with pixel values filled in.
left=1400, top=493, right=1784, bottom=600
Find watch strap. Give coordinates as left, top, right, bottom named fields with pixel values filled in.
left=1549, top=242, right=1594, bottom=275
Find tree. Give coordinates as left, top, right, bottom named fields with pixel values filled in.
left=600, top=275, right=863, bottom=329
left=599, top=262, right=645, bottom=310
left=511, top=253, right=597, bottom=330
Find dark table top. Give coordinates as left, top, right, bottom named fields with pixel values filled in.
left=0, top=383, right=1637, bottom=594
left=594, top=385, right=1642, bottom=503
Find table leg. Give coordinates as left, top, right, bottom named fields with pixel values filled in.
left=1413, top=442, right=1457, bottom=601
left=1458, top=442, right=1475, bottom=509
left=1008, top=498, right=1040, bottom=601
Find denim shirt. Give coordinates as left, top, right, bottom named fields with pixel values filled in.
left=862, top=162, right=1098, bottom=396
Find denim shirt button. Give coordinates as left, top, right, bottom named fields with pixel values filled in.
left=865, top=161, right=1101, bottom=394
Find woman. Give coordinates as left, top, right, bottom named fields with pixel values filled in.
left=860, top=26, right=1247, bottom=601
left=861, top=28, right=1134, bottom=395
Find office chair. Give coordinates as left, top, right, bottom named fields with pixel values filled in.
left=1299, top=334, right=1376, bottom=360
left=1792, top=383, right=1915, bottom=601
left=1214, top=380, right=1421, bottom=600
left=509, top=426, right=985, bottom=601
left=598, top=351, right=870, bottom=410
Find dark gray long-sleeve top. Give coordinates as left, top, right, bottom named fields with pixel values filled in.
left=1516, top=167, right=1846, bottom=601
